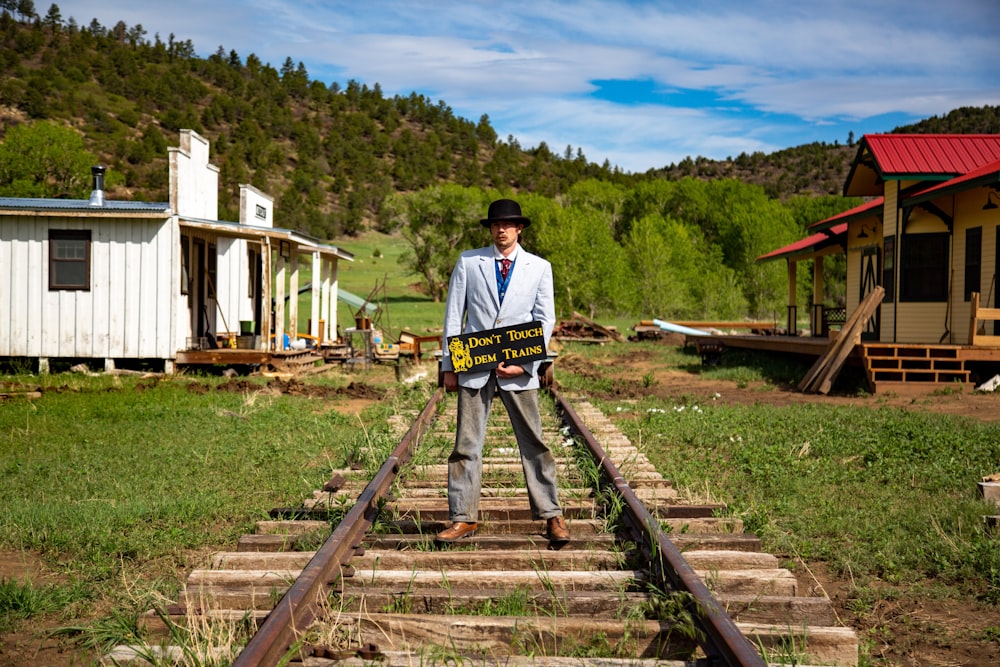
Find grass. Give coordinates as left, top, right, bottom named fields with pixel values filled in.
left=0, top=577, right=87, bottom=634
left=557, top=340, right=1000, bottom=608
left=315, top=230, right=446, bottom=339
left=0, top=367, right=426, bottom=649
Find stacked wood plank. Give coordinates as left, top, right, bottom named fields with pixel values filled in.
left=553, top=311, right=624, bottom=343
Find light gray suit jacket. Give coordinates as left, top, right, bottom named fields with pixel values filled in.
left=441, top=244, right=555, bottom=390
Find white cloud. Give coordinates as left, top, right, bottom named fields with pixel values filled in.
left=55, top=0, right=1000, bottom=172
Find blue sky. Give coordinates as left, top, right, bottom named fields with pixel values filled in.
left=59, top=1, right=1000, bottom=173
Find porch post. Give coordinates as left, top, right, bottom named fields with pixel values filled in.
left=330, top=259, right=340, bottom=342
left=274, top=252, right=286, bottom=350
left=787, top=260, right=798, bottom=335
left=812, top=256, right=825, bottom=336
left=288, top=249, right=299, bottom=341
left=311, top=251, right=322, bottom=339
left=260, top=240, right=272, bottom=352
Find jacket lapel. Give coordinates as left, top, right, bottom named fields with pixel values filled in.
left=478, top=254, right=500, bottom=311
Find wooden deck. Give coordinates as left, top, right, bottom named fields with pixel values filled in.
left=684, top=333, right=1000, bottom=394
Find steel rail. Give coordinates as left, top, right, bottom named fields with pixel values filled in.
left=550, top=386, right=767, bottom=667
left=232, top=386, right=445, bottom=667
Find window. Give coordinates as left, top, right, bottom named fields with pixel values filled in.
left=49, top=229, right=91, bottom=291
left=964, top=226, right=982, bottom=302
left=899, top=232, right=949, bottom=302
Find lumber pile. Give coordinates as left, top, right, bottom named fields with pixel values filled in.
left=798, top=286, right=884, bottom=394
left=552, top=312, right=624, bottom=343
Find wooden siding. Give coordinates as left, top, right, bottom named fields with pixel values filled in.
left=894, top=303, right=951, bottom=343
left=952, top=189, right=999, bottom=344
left=0, top=214, right=176, bottom=359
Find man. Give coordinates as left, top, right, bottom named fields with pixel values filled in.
left=436, top=198, right=569, bottom=543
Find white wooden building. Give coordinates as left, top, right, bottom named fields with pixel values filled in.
left=0, top=129, right=353, bottom=373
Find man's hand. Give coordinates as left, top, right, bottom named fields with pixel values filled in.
left=443, top=370, right=458, bottom=392
left=496, top=362, right=525, bottom=378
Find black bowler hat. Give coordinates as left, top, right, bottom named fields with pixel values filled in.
left=480, top=198, right=530, bottom=228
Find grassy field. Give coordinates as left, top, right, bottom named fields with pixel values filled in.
left=318, top=231, right=446, bottom=339
left=0, top=367, right=431, bottom=655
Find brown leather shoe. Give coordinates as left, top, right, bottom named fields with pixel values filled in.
left=436, top=521, right=478, bottom=542
left=546, top=516, right=570, bottom=542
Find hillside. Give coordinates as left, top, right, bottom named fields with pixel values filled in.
left=2, top=9, right=999, bottom=237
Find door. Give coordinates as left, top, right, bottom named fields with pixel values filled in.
left=192, top=238, right=211, bottom=344
left=860, top=245, right=881, bottom=340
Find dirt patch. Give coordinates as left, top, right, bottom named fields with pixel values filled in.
left=794, top=562, right=1000, bottom=666
left=0, top=553, right=99, bottom=667
left=557, top=347, right=1000, bottom=421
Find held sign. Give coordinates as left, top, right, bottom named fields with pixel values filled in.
left=447, top=321, right=547, bottom=373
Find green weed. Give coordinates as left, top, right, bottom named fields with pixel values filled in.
left=0, top=577, right=84, bottom=633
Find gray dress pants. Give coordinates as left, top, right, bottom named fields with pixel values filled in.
left=447, top=375, right=562, bottom=523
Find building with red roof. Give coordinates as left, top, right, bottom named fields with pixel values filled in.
left=758, top=133, right=1000, bottom=390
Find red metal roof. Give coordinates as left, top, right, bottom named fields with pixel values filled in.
left=863, top=134, right=1000, bottom=176
left=808, top=197, right=884, bottom=231
left=757, top=223, right=847, bottom=262
left=903, top=156, right=1000, bottom=204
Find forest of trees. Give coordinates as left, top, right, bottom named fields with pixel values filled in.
left=384, top=181, right=856, bottom=321
left=2, top=6, right=998, bottom=321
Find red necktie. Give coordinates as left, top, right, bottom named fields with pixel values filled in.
left=500, top=258, right=511, bottom=281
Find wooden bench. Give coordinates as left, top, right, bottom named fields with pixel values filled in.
left=969, top=292, right=1000, bottom=346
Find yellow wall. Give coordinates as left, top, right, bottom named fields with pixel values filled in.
left=953, top=189, right=999, bottom=343
left=864, top=184, right=1000, bottom=344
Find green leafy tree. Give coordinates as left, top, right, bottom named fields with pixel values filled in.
left=622, top=215, right=698, bottom=318
left=390, top=185, right=491, bottom=302
left=702, top=180, right=799, bottom=316
left=534, top=201, right=629, bottom=318
left=0, top=120, right=96, bottom=197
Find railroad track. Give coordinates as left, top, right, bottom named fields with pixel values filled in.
left=104, top=386, right=858, bottom=666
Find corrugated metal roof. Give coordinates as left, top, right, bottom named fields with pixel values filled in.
left=757, top=223, right=847, bottom=263
left=180, top=217, right=354, bottom=262
left=903, top=156, right=1000, bottom=205
left=863, top=134, right=1000, bottom=176
left=0, top=196, right=170, bottom=213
